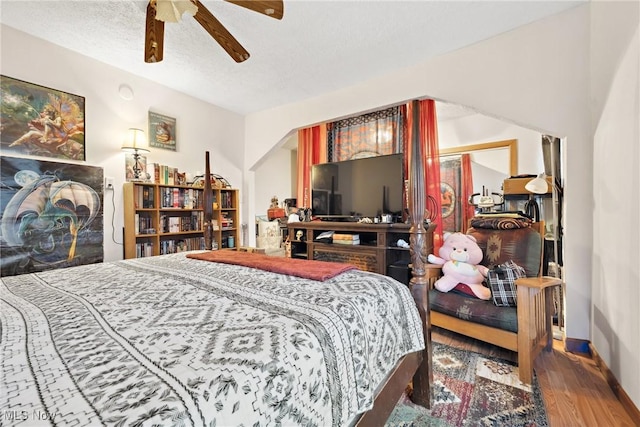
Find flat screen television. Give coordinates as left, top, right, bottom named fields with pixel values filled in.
left=311, top=153, right=404, bottom=220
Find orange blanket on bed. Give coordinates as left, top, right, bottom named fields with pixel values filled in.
left=187, top=251, right=357, bottom=281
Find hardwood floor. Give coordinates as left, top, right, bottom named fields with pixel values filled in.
left=431, top=326, right=637, bottom=426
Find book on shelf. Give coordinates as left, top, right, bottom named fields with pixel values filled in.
left=160, top=237, right=205, bottom=255
left=136, top=214, right=153, bottom=235
left=134, top=185, right=155, bottom=209
left=333, top=238, right=360, bottom=245
left=136, top=242, right=154, bottom=258
left=146, top=163, right=184, bottom=186
left=221, top=191, right=233, bottom=208
left=147, top=163, right=160, bottom=184
left=333, top=233, right=360, bottom=241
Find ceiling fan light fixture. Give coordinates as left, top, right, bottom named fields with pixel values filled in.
left=155, top=0, right=198, bottom=23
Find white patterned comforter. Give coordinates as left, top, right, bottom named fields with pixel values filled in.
left=1, top=252, right=424, bottom=426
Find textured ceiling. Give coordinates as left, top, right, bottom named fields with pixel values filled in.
left=1, top=1, right=583, bottom=115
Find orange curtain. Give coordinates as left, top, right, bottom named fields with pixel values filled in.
left=404, top=99, right=444, bottom=253
left=460, top=153, right=475, bottom=232
left=296, top=124, right=327, bottom=208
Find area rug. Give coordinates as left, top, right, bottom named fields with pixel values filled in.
left=386, top=342, right=548, bottom=426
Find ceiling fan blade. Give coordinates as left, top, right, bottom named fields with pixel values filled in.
left=145, top=0, right=165, bottom=63
left=224, top=0, right=284, bottom=20
left=193, top=0, right=250, bottom=63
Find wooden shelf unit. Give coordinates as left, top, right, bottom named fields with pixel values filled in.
left=287, top=221, right=434, bottom=279
left=123, top=182, right=239, bottom=259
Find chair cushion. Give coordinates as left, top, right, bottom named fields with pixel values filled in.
left=429, top=289, right=518, bottom=333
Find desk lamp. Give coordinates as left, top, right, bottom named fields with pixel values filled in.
left=524, top=173, right=549, bottom=221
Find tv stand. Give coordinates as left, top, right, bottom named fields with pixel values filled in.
left=316, top=215, right=357, bottom=222
left=287, top=221, right=435, bottom=281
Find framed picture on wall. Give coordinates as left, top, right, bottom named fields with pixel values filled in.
left=0, top=75, right=85, bottom=161
left=0, top=156, right=103, bottom=276
left=148, top=111, right=176, bottom=151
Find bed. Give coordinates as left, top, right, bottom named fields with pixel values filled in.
left=1, top=141, right=434, bottom=426
left=1, top=251, right=427, bottom=426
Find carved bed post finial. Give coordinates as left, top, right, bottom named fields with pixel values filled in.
left=408, top=99, right=433, bottom=408
left=203, top=151, right=214, bottom=250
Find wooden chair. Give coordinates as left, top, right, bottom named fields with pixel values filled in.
left=426, top=220, right=562, bottom=384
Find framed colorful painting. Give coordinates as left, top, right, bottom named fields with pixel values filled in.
left=148, top=111, right=176, bottom=151
left=0, top=75, right=85, bottom=161
left=0, top=156, right=103, bottom=276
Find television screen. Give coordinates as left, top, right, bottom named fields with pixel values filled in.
left=311, top=153, right=404, bottom=219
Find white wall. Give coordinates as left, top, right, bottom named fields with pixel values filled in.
left=254, top=147, right=294, bottom=214
left=1, top=25, right=245, bottom=262
left=590, top=0, right=640, bottom=408
left=243, top=5, right=592, bottom=344
left=438, top=113, right=544, bottom=175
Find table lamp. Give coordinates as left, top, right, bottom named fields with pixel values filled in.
left=121, top=128, right=150, bottom=181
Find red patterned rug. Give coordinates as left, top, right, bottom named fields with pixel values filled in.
left=386, top=342, right=548, bottom=426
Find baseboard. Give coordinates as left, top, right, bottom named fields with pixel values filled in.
left=589, top=343, right=640, bottom=425
left=564, top=337, right=591, bottom=355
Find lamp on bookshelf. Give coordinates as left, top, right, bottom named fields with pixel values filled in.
left=122, top=128, right=150, bottom=181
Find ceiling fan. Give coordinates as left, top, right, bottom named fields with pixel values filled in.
left=145, top=0, right=284, bottom=63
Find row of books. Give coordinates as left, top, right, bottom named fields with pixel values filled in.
left=134, top=186, right=155, bottom=209
left=134, top=214, right=154, bottom=235
left=160, top=187, right=203, bottom=209
left=135, top=242, right=154, bottom=258
left=147, top=163, right=186, bottom=186
left=220, top=191, right=234, bottom=209
left=159, top=237, right=206, bottom=255
left=160, top=212, right=204, bottom=233
left=333, top=233, right=360, bottom=245
left=221, top=212, right=234, bottom=230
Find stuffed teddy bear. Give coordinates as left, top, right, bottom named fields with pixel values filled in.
left=427, top=232, right=491, bottom=300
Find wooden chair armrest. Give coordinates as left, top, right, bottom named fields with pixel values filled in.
left=425, top=264, right=442, bottom=289
left=425, top=264, right=443, bottom=272
left=515, top=276, right=562, bottom=290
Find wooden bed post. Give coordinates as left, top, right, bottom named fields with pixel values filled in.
left=203, top=151, right=214, bottom=250
left=407, top=100, right=433, bottom=408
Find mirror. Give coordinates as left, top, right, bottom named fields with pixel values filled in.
left=439, top=139, right=517, bottom=176
left=440, top=139, right=518, bottom=221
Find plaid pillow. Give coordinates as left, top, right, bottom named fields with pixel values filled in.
left=486, top=260, right=527, bottom=307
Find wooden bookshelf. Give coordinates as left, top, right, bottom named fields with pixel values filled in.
left=123, top=182, right=239, bottom=259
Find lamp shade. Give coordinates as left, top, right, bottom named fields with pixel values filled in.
left=525, top=173, right=549, bottom=194
left=121, top=128, right=149, bottom=152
